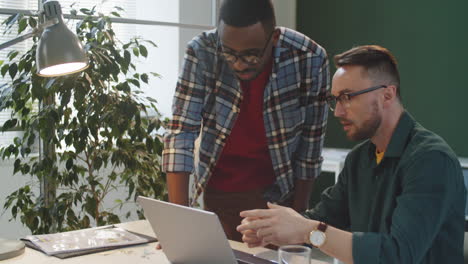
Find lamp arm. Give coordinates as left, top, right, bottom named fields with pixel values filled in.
left=0, top=32, right=34, bottom=50
left=0, top=18, right=58, bottom=51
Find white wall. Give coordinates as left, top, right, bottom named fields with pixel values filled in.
left=134, top=0, right=180, bottom=118
left=273, top=0, right=297, bottom=29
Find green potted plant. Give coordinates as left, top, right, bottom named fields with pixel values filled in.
left=0, top=6, right=166, bottom=234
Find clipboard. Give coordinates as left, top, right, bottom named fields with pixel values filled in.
left=21, top=225, right=157, bottom=259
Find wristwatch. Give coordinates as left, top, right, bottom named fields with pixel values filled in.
left=309, top=222, right=328, bottom=248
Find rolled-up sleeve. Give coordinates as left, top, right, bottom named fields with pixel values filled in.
left=162, top=40, right=207, bottom=173
left=294, top=49, right=329, bottom=180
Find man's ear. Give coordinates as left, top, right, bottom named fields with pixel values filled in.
left=272, top=28, right=281, bottom=46
left=383, top=85, right=397, bottom=106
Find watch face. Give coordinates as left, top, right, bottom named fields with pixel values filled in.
left=310, top=231, right=326, bottom=247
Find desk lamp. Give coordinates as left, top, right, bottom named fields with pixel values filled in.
left=0, top=0, right=88, bottom=260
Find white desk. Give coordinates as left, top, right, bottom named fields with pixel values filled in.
left=322, top=148, right=349, bottom=182
left=460, top=157, right=468, bottom=169
left=3, top=220, right=329, bottom=264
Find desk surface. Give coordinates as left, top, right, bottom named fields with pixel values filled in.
left=3, top=220, right=330, bottom=264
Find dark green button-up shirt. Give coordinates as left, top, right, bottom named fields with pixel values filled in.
left=305, top=111, right=465, bottom=263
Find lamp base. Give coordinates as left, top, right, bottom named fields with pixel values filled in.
left=0, top=239, right=25, bottom=260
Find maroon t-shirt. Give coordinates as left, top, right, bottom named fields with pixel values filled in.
left=208, top=61, right=275, bottom=192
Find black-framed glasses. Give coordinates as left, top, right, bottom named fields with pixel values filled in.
left=218, top=30, right=275, bottom=66
left=326, top=85, right=387, bottom=111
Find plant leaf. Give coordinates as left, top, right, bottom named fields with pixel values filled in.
left=139, top=45, right=148, bottom=57
left=1, top=64, right=9, bottom=77
left=140, top=73, right=148, bottom=84
left=128, top=79, right=140, bottom=88
left=4, top=14, right=20, bottom=27
left=132, top=47, right=139, bottom=57
left=143, top=39, right=158, bottom=48
left=28, top=17, right=37, bottom=28
left=8, top=51, right=19, bottom=61
left=18, top=18, right=28, bottom=34
left=8, top=63, right=18, bottom=79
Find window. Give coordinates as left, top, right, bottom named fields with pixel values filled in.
left=0, top=0, right=218, bottom=239
left=0, top=0, right=217, bottom=148
left=0, top=0, right=38, bottom=149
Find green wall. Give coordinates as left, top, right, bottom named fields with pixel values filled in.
left=297, top=0, right=468, bottom=157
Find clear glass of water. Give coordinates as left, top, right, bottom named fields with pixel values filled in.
left=278, top=245, right=311, bottom=264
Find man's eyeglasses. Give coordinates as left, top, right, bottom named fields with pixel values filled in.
left=218, top=30, right=274, bottom=66
left=326, top=85, right=387, bottom=111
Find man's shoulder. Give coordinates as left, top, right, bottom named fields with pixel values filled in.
left=186, top=29, right=218, bottom=54
left=402, top=122, right=459, bottom=165
left=278, top=27, right=327, bottom=58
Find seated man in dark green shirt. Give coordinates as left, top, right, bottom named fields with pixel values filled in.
left=237, top=45, right=466, bottom=264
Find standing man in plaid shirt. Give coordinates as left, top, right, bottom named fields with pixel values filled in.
left=162, top=0, right=329, bottom=242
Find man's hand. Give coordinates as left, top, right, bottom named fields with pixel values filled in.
left=237, top=217, right=267, bottom=248
left=237, top=202, right=314, bottom=246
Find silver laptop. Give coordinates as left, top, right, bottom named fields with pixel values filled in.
left=136, top=196, right=274, bottom=264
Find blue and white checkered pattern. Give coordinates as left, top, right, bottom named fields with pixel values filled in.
left=163, top=27, right=330, bottom=204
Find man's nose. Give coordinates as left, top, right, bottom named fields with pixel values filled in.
left=232, top=59, right=249, bottom=72
left=334, top=102, right=346, bottom=118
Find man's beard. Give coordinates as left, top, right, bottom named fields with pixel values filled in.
left=235, top=68, right=260, bottom=81
left=343, top=102, right=381, bottom=141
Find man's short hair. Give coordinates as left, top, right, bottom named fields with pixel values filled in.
left=334, top=45, right=401, bottom=100
left=219, top=0, right=276, bottom=32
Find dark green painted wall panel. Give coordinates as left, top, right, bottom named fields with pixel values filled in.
left=297, top=0, right=468, bottom=157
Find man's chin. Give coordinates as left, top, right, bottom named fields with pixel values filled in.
left=343, top=126, right=358, bottom=141
left=346, top=129, right=371, bottom=142
left=345, top=131, right=355, bottom=141
left=236, top=71, right=258, bottom=81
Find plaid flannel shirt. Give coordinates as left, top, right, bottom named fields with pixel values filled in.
left=163, top=27, right=329, bottom=205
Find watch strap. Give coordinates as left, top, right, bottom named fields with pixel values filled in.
left=317, top=222, right=328, bottom=232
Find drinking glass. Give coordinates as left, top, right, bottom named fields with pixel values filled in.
left=278, top=245, right=311, bottom=264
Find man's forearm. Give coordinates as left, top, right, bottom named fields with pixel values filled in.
left=292, top=178, right=315, bottom=212
left=166, top=172, right=190, bottom=206
left=320, top=225, right=353, bottom=264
